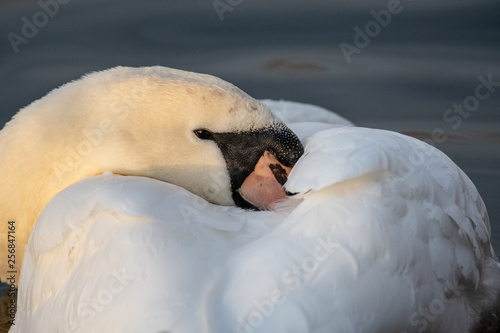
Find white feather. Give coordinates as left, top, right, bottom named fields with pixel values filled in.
left=10, top=98, right=500, bottom=333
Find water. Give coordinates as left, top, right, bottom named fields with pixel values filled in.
left=0, top=0, right=499, bottom=247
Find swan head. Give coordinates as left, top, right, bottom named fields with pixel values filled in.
left=12, top=66, right=303, bottom=210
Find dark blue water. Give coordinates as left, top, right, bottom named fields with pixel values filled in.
left=0, top=0, right=499, bottom=250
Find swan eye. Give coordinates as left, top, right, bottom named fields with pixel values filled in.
left=194, top=129, right=214, bottom=141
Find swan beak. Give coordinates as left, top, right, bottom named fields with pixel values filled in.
left=213, top=123, right=303, bottom=210
left=238, top=151, right=292, bottom=210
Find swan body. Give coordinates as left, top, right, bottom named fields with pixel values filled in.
left=12, top=120, right=500, bottom=332
left=5, top=68, right=500, bottom=332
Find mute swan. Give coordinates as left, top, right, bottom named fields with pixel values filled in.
left=4, top=67, right=500, bottom=332
left=0, top=66, right=303, bottom=287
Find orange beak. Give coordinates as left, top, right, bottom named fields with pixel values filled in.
left=238, top=151, right=292, bottom=210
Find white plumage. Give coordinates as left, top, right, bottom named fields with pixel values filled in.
left=9, top=75, right=500, bottom=332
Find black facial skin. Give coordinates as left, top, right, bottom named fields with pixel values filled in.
left=194, top=123, right=304, bottom=210
left=269, top=164, right=288, bottom=186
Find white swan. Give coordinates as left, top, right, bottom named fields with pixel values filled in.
left=0, top=66, right=303, bottom=285
left=4, top=67, right=500, bottom=333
